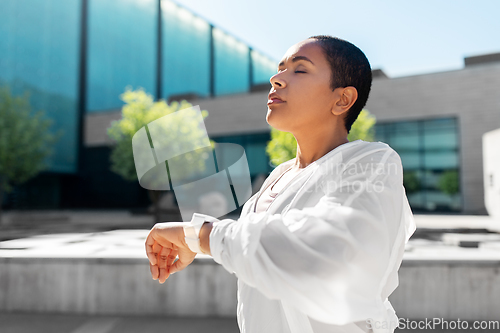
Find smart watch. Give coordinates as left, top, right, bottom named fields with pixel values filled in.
left=183, top=213, right=219, bottom=254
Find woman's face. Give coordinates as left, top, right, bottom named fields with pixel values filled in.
left=266, top=39, right=338, bottom=133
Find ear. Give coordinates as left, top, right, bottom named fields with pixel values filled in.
left=331, top=87, right=358, bottom=116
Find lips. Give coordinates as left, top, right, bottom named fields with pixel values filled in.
left=268, top=92, right=285, bottom=105
left=268, top=92, right=284, bottom=101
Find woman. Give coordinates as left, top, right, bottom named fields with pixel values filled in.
left=145, top=35, right=416, bottom=333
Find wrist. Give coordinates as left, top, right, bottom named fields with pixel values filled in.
left=183, top=213, right=219, bottom=254
left=199, top=222, right=213, bottom=255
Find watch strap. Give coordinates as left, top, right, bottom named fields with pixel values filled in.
left=183, top=213, right=220, bottom=254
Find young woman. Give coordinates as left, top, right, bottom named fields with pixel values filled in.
left=145, top=35, right=416, bottom=333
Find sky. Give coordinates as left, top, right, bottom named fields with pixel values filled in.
left=172, top=0, right=500, bottom=78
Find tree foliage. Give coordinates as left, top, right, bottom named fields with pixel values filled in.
left=437, top=170, right=460, bottom=195
left=0, top=85, right=63, bottom=223
left=346, top=108, right=376, bottom=142
left=403, top=171, right=421, bottom=194
left=107, top=87, right=216, bottom=222
left=266, top=109, right=377, bottom=167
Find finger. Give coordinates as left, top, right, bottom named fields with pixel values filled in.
left=158, top=247, right=171, bottom=283
left=157, top=246, right=170, bottom=270
left=169, top=260, right=184, bottom=274
left=167, top=248, right=178, bottom=269
left=145, top=231, right=158, bottom=265
left=152, top=242, right=162, bottom=262
left=149, top=241, right=162, bottom=269
left=169, top=249, right=194, bottom=275
left=150, top=263, right=159, bottom=280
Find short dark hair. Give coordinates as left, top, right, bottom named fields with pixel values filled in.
left=308, top=35, right=372, bottom=133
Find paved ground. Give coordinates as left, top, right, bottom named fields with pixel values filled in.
left=0, top=312, right=239, bottom=333
left=1, top=312, right=499, bottom=333
left=1, top=213, right=500, bottom=261
left=1, top=210, right=500, bottom=333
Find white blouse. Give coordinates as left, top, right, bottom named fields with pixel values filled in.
left=203, top=140, right=416, bottom=333
left=253, top=164, right=301, bottom=214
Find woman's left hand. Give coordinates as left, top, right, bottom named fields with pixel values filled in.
left=145, top=222, right=196, bottom=284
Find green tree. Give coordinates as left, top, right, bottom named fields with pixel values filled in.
left=346, top=108, right=376, bottom=142
left=107, top=87, right=216, bottom=223
left=403, top=171, right=421, bottom=194
left=0, top=85, right=63, bottom=225
left=437, top=170, right=460, bottom=196
left=266, top=109, right=376, bottom=167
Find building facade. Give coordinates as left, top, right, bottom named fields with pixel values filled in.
left=0, top=0, right=277, bottom=211
left=179, top=55, right=500, bottom=215
left=366, top=55, right=500, bottom=214
left=2, top=1, right=499, bottom=215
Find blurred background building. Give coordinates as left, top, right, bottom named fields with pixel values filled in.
left=1, top=0, right=499, bottom=215
left=0, top=0, right=277, bottom=212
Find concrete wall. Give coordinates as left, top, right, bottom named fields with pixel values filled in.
left=0, top=257, right=237, bottom=316
left=2, top=256, right=500, bottom=321
left=392, top=260, right=500, bottom=320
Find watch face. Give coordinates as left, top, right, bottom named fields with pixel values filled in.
left=192, top=214, right=207, bottom=227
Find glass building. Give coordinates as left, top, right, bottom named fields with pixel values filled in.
left=3, top=0, right=492, bottom=214
left=211, top=132, right=275, bottom=176
left=374, top=117, right=461, bottom=212
left=0, top=0, right=277, bottom=210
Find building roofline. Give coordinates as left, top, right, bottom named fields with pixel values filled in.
left=464, top=52, right=500, bottom=67
left=168, top=0, right=278, bottom=63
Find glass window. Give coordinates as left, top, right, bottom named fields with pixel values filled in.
left=251, top=49, right=278, bottom=85
left=398, top=152, right=421, bottom=170
left=87, top=0, right=156, bottom=112
left=376, top=122, right=419, bottom=151
left=213, top=27, right=249, bottom=96
left=0, top=0, right=80, bottom=173
left=375, top=117, right=461, bottom=212
left=423, top=130, right=458, bottom=149
left=389, top=132, right=420, bottom=150
left=424, top=151, right=458, bottom=169
left=246, top=143, right=269, bottom=175
left=212, top=132, right=271, bottom=177
left=161, top=0, right=210, bottom=100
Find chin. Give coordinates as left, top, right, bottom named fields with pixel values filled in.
left=266, top=112, right=290, bottom=132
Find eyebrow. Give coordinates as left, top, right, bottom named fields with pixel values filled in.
left=278, top=55, right=314, bottom=68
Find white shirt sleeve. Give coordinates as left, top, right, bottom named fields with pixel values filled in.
left=209, top=148, right=411, bottom=325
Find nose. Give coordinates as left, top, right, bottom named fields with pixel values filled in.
left=270, top=72, right=285, bottom=89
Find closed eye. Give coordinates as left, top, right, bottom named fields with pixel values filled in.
left=275, top=69, right=306, bottom=74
